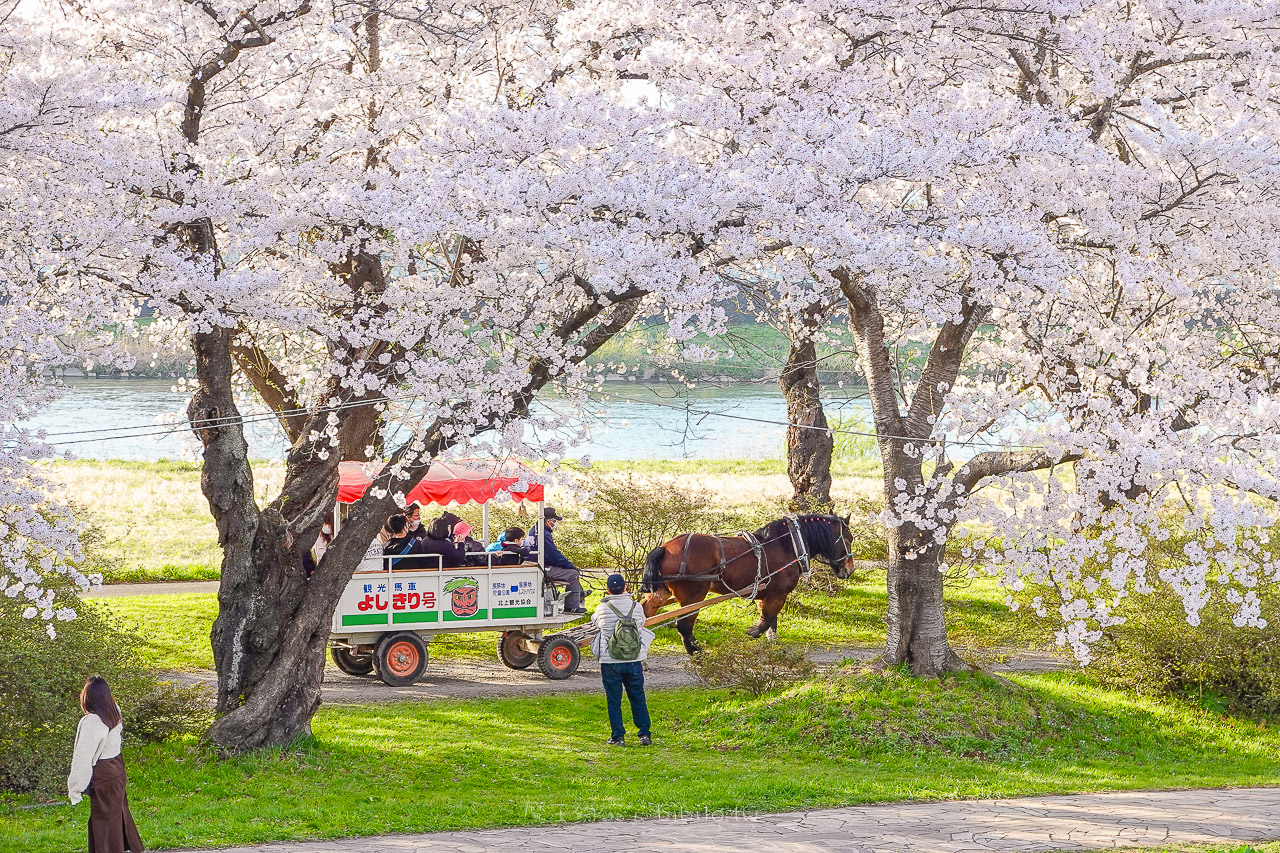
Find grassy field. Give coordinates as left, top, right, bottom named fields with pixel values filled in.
left=88, top=567, right=1050, bottom=672
left=5, top=670, right=1278, bottom=852
left=589, top=321, right=862, bottom=381
left=41, top=460, right=284, bottom=583
left=45, top=459, right=884, bottom=583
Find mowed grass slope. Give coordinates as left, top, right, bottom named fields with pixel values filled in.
left=5, top=671, right=1279, bottom=852
left=88, top=569, right=1052, bottom=672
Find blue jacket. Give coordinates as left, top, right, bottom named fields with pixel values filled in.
left=524, top=523, right=576, bottom=570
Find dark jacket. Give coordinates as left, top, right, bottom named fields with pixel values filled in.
left=383, top=535, right=417, bottom=556
left=417, top=536, right=466, bottom=569
left=523, top=523, right=576, bottom=570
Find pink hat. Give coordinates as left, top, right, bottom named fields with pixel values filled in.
left=454, top=521, right=473, bottom=538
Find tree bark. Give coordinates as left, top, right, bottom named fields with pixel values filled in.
left=837, top=267, right=969, bottom=675
left=883, top=521, right=966, bottom=676
left=780, top=333, right=833, bottom=510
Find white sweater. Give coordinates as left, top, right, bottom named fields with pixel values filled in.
left=590, top=593, right=656, bottom=664
left=67, top=713, right=122, bottom=804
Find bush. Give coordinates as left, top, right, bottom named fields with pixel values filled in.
left=0, top=531, right=213, bottom=795
left=564, top=473, right=722, bottom=584
left=689, top=635, right=815, bottom=696
left=1043, top=523, right=1280, bottom=715
left=1088, top=587, right=1280, bottom=715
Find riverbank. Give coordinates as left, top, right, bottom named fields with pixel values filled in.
left=41, top=458, right=885, bottom=583
left=45, top=321, right=864, bottom=381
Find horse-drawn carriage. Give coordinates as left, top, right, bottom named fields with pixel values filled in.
left=328, top=457, right=863, bottom=687
left=327, top=459, right=586, bottom=686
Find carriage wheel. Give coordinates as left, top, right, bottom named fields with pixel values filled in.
left=331, top=645, right=374, bottom=676
left=498, top=631, right=537, bottom=670
left=375, top=632, right=428, bottom=687
left=537, top=635, right=580, bottom=680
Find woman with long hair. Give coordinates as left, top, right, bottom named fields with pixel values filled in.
left=67, top=676, right=144, bottom=852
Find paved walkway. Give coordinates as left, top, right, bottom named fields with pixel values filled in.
left=194, top=787, right=1280, bottom=852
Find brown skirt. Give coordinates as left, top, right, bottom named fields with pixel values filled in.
left=88, top=754, right=145, bottom=853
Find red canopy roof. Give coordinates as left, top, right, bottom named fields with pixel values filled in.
left=337, top=459, right=544, bottom=506
left=337, top=458, right=542, bottom=504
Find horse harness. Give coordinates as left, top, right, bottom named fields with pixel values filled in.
left=673, top=515, right=813, bottom=600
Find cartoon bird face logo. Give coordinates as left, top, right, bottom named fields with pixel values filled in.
left=444, top=577, right=479, bottom=616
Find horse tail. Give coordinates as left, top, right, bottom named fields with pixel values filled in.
left=640, top=544, right=669, bottom=593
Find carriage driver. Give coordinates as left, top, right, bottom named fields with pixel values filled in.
left=523, top=507, right=588, bottom=615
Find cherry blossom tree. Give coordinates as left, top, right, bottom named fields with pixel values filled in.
left=13, top=0, right=1280, bottom=753
left=554, top=0, right=1280, bottom=672
left=0, top=6, right=145, bottom=635
left=12, top=0, right=732, bottom=749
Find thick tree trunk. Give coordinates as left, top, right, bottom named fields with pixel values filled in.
left=191, top=327, right=396, bottom=750
left=882, top=520, right=966, bottom=676
left=780, top=334, right=833, bottom=510
left=837, top=268, right=967, bottom=676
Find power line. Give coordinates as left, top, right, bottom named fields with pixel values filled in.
left=583, top=387, right=1046, bottom=451
left=13, top=380, right=1045, bottom=455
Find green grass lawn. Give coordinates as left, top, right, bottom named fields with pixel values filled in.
left=88, top=570, right=1051, bottom=672
left=5, top=670, right=1278, bottom=852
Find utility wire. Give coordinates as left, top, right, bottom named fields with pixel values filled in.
left=12, top=382, right=1046, bottom=454
left=583, top=387, right=1046, bottom=451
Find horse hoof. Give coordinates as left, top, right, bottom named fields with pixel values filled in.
left=765, top=628, right=778, bottom=641
left=745, top=625, right=764, bottom=639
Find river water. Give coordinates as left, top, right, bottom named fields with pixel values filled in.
left=24, top=378, right=878, bottom=462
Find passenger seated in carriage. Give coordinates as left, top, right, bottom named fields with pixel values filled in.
left=523, top=507, right=587, bottom=615
left=417, top=517, right=466, bottom=569
left=382, top=514, right=417, bottom=557
left=486, top=526, right=528, bottom=560
left=452, top=521, right=484, bottom=553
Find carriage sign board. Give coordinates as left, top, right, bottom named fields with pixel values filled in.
left=334, top=562, right=545, bottom=628
left=329, top=555, right=585, bottom=685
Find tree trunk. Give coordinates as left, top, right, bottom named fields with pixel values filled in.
left=882, top=520, right=966, bottom=676
left=837, top=268, right=967, bottom=676
left=191, top=327, right=396, bottom=750
left=780, top=334, right=833, bottom=510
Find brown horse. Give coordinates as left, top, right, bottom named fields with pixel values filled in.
left=640, top=514, right=859, bottom=654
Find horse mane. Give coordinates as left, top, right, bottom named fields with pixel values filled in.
left=754, top=514, right=845, bottom=564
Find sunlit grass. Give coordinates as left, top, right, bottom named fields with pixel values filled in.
left=40, top=460, right=284, bottom=583
left=5, top=671, right=1278, bottom=852
left=89, top=570, right=1052, bottom=673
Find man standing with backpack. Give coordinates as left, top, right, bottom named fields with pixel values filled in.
left=591, top=573, right=655, bottom=746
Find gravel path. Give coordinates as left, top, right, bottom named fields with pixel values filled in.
left=169, top=647, right=1067, bottom=703
left=187, top=786, right=1280, bottom=852
left=85, top=580, right=220, bottom=597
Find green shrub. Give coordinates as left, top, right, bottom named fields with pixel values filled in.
left=828, top=411, right=880, bottom=466
left=689, top=635, right=815, bottom=696
left=0, top=532, right=213, bottom=795
left=561, top=473, right=722, bottom=583
left=1088, top=587, right=1280, bottom=715
left=1025, top=523, right=1280, bottom=715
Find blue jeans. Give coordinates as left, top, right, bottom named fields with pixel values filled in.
left=601, top=661, right=651, bottom=740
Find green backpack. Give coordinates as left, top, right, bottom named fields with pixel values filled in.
left=606, top=602, right=643, bottom=661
